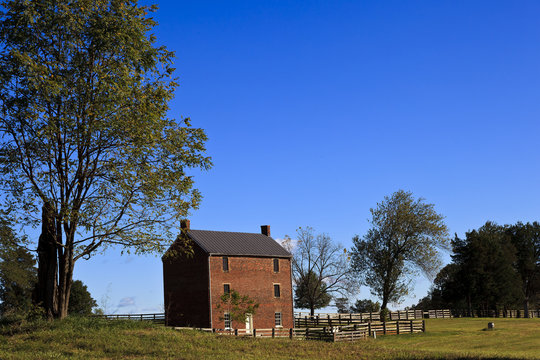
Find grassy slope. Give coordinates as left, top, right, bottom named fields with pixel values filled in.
left=0, top=317, right=538, bottom=359
left=377, top=318, right=540, bottom=359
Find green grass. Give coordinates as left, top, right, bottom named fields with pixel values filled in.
left=0, top=317, right=538, bottom=359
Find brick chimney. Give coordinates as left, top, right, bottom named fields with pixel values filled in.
left=181, top=219, right=190, bottom=230
left=260, top=225, right=270, bottom=237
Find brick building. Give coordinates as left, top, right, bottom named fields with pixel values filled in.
left=162, top=221, right=293, bottom=330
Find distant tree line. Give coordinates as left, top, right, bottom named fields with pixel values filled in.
left=412, top=222, right=540, bottom=316
left=0, top=218, right=97, bottom=322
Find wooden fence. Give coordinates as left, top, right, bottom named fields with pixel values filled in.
left=365, top=320, right=425, bottom=336
left=295, top=308, right=540, bottom=323
left=294, top=311, right=427, bottom=327
left=212, top=327, right=298, bottom=338
left=427, top=309, right=452, bottom=318
left=212, top=327, right=335, bottom=341
left=211, top=319, right=425, bottom=342
left=294, top=312, right=380, bottom=327
left=451, top=309, right=540, bottom=318
left=93, top=313, right=165, bottom=324
left=390, top=310, right=424, bottom=320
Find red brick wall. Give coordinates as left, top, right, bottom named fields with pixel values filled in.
left=209, top=256, right=293, bottom=329
left=162, top=244, right=210, bottom=327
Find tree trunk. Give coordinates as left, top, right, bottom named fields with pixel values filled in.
left=35, top=203, right=77, bottom=319
left=381, top=296, right=388, bottom=311
left=310, top=305, right=315, bottom=317
left=524, top=298, right=529, bottom=318
left=35, top=202, right=58, bottom=318
left=56, top=230, right=75, bottom=319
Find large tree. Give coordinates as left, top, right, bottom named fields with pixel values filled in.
left=351, top=190, right=449, bottom=310
left=291, top=227, right=357, bottom=316
left=0, top=0, right=211, bottom=318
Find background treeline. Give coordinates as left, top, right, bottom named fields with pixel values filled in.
left=413, top=222, right=540, bottom=315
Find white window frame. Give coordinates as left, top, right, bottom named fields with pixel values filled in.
left=274, top=312, right=282, bottom=327
left=224, top=312, right=231, bottom=330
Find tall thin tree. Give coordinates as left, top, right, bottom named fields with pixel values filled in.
left=291, top=227, right=357, bottom=316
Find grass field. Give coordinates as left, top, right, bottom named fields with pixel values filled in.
left=0, top=317, right=538, bottom=359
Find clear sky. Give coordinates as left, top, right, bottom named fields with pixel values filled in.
left=74, top=0, right=540, bottom=313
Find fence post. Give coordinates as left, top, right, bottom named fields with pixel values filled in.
left=396, top=321, right=400, bottom=335
left=368, top=322, right=371, bottom=336
left=410, top=320, right=413, bottom=333
left=422, top=320, right=425, bottom=332
left=272, top=328, right=275, bottom=338
left=212, top=328, right=216, bottom=333
left=235, top=329, right=238, bottom=336
left=289, top=328, right=293, bottom=339
left=383, top=321, right=386, bottom=335
left=253, top=329, right=256, bottom=338
left=306, top=328, right=309, bottom=339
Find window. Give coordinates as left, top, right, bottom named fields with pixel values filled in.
left=224, top=313, right=231, bottom=329
left=222, top=256, right=229, bottom=272
left=223, top=284, right=230, bottom=294
left=275, top=312, right=282, bottom=327
left=274, top=284, right=280, bottom=298
left=273, top=258, right=279, bottom=273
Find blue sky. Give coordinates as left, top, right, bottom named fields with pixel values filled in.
left=74, top=0, right=540, bottom=313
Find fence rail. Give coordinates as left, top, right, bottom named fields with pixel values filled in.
left=390, top=310, right=424, bottom=320
left=294, top=310, right=425, bottom=326
left=92, top=308, right=539, bottom=330
left=93, top=313, right=165, bottom=324
left=294, top=313, right=381, bottom=327
left=428, top=309, right=452, bottom=318
left=212, top=328, right=297, bottom=338
left=295, top=308, right=540, bottom=323
left=451, top=309, right=540, bottom=318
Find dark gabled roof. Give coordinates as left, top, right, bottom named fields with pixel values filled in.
left=186, top=229, right=291, bottom=258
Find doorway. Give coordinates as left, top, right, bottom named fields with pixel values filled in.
left=245, top=314, right=253, bottom=334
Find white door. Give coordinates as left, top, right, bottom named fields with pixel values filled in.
left=245, top=314, right=253, bottom=334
